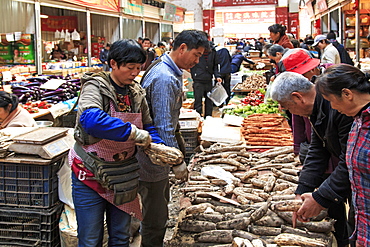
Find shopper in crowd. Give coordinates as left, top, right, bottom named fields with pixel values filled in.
left=99, top=43, right=111, bottom=71
left=315, top=64, right=370, bottom=247
left=138, top=30, right=209, bottom=247
left=270, top=71, right=353, bottom=247
left=50, top=44, right=66, bottom=61
left=243, top=41, right=253, bottom=53
left=0, top=91, right=36, bottom=129
left=154, top=42, right=166, bottom=57
left=231, top=46, right=255, bottom=74
left=326, top=30, right=354, bottom=65
left=268, top=24, right=294, bottom=49
left=313, top=34, right=341, bottom=64
left=266, top=44, right=287, bottom=67
left=291, top=39, right=300, bottom=48
left=190, top=41, right=222, bottom=117
left=137, top=37, right=143, bottom=46
left=255, top=37, right=265, bottom=57
left=141, top=38, right=157, bottom=71
left=70, top=39, right=163, bottom=246
left=216, top=45, right=232, bottom=105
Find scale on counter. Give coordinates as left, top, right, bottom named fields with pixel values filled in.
left=9, top=127, right=74, bottom=159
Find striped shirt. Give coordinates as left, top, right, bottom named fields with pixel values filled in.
left=346, top=104, right=370, bottom=246
left=137, top=53, right=184, bottom=182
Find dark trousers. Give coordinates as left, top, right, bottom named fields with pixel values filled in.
left=139, top=178, right=170, bottom=247
left=328, top=202, right=350, bottom=247
left=220, top=73, right=231, bottom=104
left=193, top=81, right=213, bottom=117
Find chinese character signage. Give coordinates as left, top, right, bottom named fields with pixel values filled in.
left=60, top=0, right=119, bottom=12
left=203, top=10, right=215, bottom=36
left=275, top=7, right=288, bottom=27
left=41, top=16, right=78, bottom=32
left=214, top=0, right=277, bottom=7
left=163, top=3, right=177, bottom=21
left=0, top=34, right=12, bottom=64
left=223, top=10, right=275, bottom=24
left=124, top=0, right=143, bottom=16
left=288, top=13, right=299, bottom=38
left=174, top=7, right=184, bottom=23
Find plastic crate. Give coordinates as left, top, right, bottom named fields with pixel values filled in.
left=0, top=158, right=62, bottom=208
left=180, top=128, right=199, bottom=163
left=0, top=202, right=62, bottom=247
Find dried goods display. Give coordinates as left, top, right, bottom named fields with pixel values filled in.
left=232, top=74, right=267, bottom=92
left=168, top=143, right=335, bottom=246
left=241, top=113, right=293, bottom=146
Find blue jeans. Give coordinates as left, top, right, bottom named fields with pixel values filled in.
left=72, top=172, right=131, bottom=247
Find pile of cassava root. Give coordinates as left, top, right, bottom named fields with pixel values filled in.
left=167, top=142, right=335, bottom=247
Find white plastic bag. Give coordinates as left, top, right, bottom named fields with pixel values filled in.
left=71, top=29, right=80, bottom=41
left=55, top=30, right=60, bottom=39
left=207, top=82, right=228, bottom=106
left=65, top=29, right=71, bottom=42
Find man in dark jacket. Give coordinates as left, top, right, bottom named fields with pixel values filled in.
left=216, top=46, right=232, bottom=104
left=327, top=30, right=354, bottom=66
left=190, top=43, right=222, bottom=117
left=270, top=71, right=353, bottom=247
left=99, top=43, right=110, bottom=71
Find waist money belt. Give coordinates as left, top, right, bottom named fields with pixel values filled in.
left=74, top=143, right=139, bottom=205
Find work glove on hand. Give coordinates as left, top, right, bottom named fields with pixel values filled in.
left=172, top=161, right=189, bottom=182
left=129, top=125, right=152, bottom=148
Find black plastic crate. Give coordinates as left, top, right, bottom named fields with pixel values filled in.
left=0, top=158, right=62, bottom=208
left=0, top=202, right=63, bottom=246
left=180, top=129, right=199, bottom=163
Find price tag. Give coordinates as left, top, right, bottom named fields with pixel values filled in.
left=40, top=79, right=66, bottom=90
left=2, top=71, right=12, bottom=82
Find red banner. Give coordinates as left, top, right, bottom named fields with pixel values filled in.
left=174, top=7, right=185, bottom=23
left=60, top=0, right=119, bottom=12
left=41, top=15, right=78, bottom=32
left=213, top=0, right=277, bottom=7
left=288, top=13, right=299, bottom=38
left=223, top=10, right=275, bottom=24
left=203, top=10, right=215, bottom=36
left=275, top=7, right=288, bottom=27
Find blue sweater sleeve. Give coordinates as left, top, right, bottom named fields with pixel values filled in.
left=80, top=108, right=132, bottom=142
left=143, top=123, right=165, bottom=144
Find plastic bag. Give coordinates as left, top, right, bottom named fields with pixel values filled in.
left=207, top=82, right=228, bottom=106
left=71, top=29, right=80, bottom=41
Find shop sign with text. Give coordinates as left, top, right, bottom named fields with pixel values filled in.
left=223, top=10, right=275, bottom=24
left=163, top=3, right=176, bottom=21
left=124, top=0, right=143, bottom=15
left=60, top=0, right=119, bottom=12
left=214, top=0, right=277, bottom=7
left=41, top=16, right=78, bottom=32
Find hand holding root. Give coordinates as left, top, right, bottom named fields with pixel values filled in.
left=172, top=161, right=189, bottom=182
left=144, top=143, right=184, bottom=167
left=296, top=193, right=325, bottom=223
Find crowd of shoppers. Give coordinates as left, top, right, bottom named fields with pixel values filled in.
left=65, top=23, right=370, bottom=247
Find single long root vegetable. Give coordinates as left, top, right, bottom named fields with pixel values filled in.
left=190, top=213, right=224, bottom=223
left=270, top=200, right=303, bottom=212
left=214, top=206, right=244, bottom=214
left=281, top=225, right=331, bottom=243
left=186, top=203, right=214, bottom=215
left=195, top=230, right=234, bottom=243
left=232, top=230, right=257, bottom=241
left=144, top=143, right=183, bottom=166
left=250, top=200, right=270, bottom=222
left=271, top=194, right=296, bottom=201
left=264, top=176, right=276, bottom=193
left=248, top=225, right=281, bottom=236
left=178, top=219, right=216, bottom=232
left=240, top=170, right=258, bottom=182
left=258, top=146, right=294, bottom=158
left=216, top=218, right=250, bottom=230
left=202, top=158, right=245, bottom=168
left=254, top=214, right=285, bottom=227
left=274, top=233, right=327, bottom=247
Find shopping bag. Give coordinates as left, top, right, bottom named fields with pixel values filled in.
left=207, top=82, right=228, bottom=106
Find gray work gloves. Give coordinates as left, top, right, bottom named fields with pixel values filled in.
left=129, top=125, right=151, bottom=148
left=172, top=161, right=189, bottom=182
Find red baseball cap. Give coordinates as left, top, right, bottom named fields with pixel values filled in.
left=278, top=48, right=320, bottom=75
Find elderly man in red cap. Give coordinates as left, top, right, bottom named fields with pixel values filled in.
left=273, top=48, right=354, bottom=247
